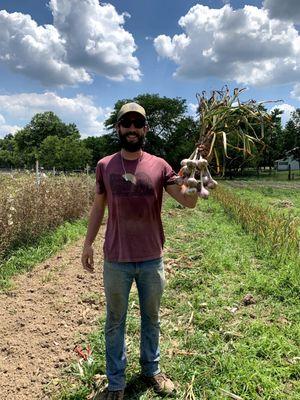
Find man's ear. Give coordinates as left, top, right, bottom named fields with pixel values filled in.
left=115, top=123, right=120, bottom=133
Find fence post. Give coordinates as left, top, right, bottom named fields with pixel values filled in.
left=288, top=164, right=291, bottom=181
left=36, top=160, right=40, bottom=186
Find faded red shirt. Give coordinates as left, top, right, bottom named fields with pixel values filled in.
left=96, top=151, right=177, bottom=262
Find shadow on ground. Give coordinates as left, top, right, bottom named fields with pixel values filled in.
left=124, top=374, right=150, bottom=399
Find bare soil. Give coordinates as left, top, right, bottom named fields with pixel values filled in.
left=0, top=227, right=105, bottom=400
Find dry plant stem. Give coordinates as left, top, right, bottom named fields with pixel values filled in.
left=184, top=374, right=196, bottom=400
left=187, top=310, right=194, bottom=326
left=195, top=86, right=281, bottom=173
left=219, top=388, right=245, bottom=400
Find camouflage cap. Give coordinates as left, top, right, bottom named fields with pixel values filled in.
left=117, top=102, right=146, bottom=121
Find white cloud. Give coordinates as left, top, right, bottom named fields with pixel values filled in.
left=0, top=10, right=91, bottom=86
left=188, top=102, right=198, bottom=116
left=0, top=92, right=112, bottom=138
left=291, top=83, right=300, bottom=100
left=154, top=4, right=300, bottom=87
left=0, top=0, right=141, bottom=86
left=0, top=113, right=21, bottom=138
left=270, top=103, right=296, bottom=126
left=263, top=0, right=300, bottom=23
left=49, top=0, right=141, bottom=82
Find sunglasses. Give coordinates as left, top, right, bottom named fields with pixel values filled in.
left=119, top=118, right=146, bottom=129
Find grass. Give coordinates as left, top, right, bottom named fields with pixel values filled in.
left=227, top=169, right=300, bottom=181
left=0, top=218, right=88, bottom=291
left=222, top=181, right=300, bottom=216
left=55, top=196, right=300, bottom=400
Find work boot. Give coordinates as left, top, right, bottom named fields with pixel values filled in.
left=93, top=388, right=124, bottom=400
left=143, top=372, right=176, bottom=396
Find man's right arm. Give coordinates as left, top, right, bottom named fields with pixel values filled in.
left=81, top=192, right=106, bottom=273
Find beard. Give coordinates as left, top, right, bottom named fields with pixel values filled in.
left=118, top=131, right=145, bottom=152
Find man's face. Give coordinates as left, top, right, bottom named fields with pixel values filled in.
left=117, top=112, right=148, bottom=152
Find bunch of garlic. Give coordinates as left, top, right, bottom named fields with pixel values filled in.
left=176, top=149, right=218, bottom=199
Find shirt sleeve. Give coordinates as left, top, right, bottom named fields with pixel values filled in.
left=95, top=161, right=106, bottom=194
left=163, top=160, right=177, bottom=188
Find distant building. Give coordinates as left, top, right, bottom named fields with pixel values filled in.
left=274, top=155, right=300, bottom=171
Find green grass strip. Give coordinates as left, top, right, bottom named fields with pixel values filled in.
left=0, top=218, right=87, bottom=291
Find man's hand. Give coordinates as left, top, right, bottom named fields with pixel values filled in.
left=81, top=244, right=95, bottom=273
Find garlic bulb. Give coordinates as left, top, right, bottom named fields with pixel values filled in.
left=187, top=177, right=198, bottom=188
left=180, top=159, right=189, bottom=167
left=198, top=186, right=209, bottom=199
left=202, top=175, right=209, bottom=186
left=178, top=148, right=218, bottom=199
left=186, top=159, right=197, bottom=169
left=196, top=158, right=208, bottom=170
left=207, top=179, right=218, bottom=189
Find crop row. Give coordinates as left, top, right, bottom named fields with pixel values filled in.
left=212, top=184, right=300, bottom=264
left=0, top=175, right=95, bottom=260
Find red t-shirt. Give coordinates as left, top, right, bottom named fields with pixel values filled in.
left=96, top=151, right=177, bottom=262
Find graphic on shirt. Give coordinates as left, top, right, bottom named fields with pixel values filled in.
left=110, top=172, right=155, bottom=197
left=122, top=173, right=137, bottom=184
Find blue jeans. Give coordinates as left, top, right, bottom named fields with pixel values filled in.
left=103, top=257, right=165, bottom=391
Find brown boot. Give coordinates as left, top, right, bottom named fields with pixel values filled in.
left=93, top=388, right=124, bottom=400
left=143, top=372, right=176, bottom=396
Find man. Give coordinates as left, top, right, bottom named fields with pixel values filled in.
left=81, top=102, right=198, bottom=400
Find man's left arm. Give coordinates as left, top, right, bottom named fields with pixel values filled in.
left=166, top=184, right=198, bottom=208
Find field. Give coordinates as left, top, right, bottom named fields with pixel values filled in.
left=224, top=181, right=300, bottom=213
left=0, top=172, right=94, bottom=287
left=0, top=175, right=299, bottom=399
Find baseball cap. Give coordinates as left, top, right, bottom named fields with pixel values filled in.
left=117, top=102, right=146, bottom=121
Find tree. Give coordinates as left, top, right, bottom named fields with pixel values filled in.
left=38, top=136, right=62, bottom=169
left=60, top=136, right=92, bottom=170
left=257, top=108, right=283, bottom=171
left=39, top=135, right=92, bottom=170
left=14, top=111, right=81, bottom=168
left=281, top=109, right=300, bottom=153
left=83, top=135, right=120, bottom=168
left=163, top=117, right=199, bottom=170
left=0, top=134, right=21, bottom=168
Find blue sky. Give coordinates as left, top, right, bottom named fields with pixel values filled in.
left=0, top=0, right=300, bottom=138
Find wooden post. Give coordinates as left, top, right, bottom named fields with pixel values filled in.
left=36, top=160, right=40, bottom=186
left=288, top=164, right=291, bottom=181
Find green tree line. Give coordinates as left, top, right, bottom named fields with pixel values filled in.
left=0, top=94, right=299, bottom=174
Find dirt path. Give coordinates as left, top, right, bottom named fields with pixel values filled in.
left=0, top=227, right=106, bottom=400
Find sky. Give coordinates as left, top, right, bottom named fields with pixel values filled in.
left=1, top=0, right=300, bottom=138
